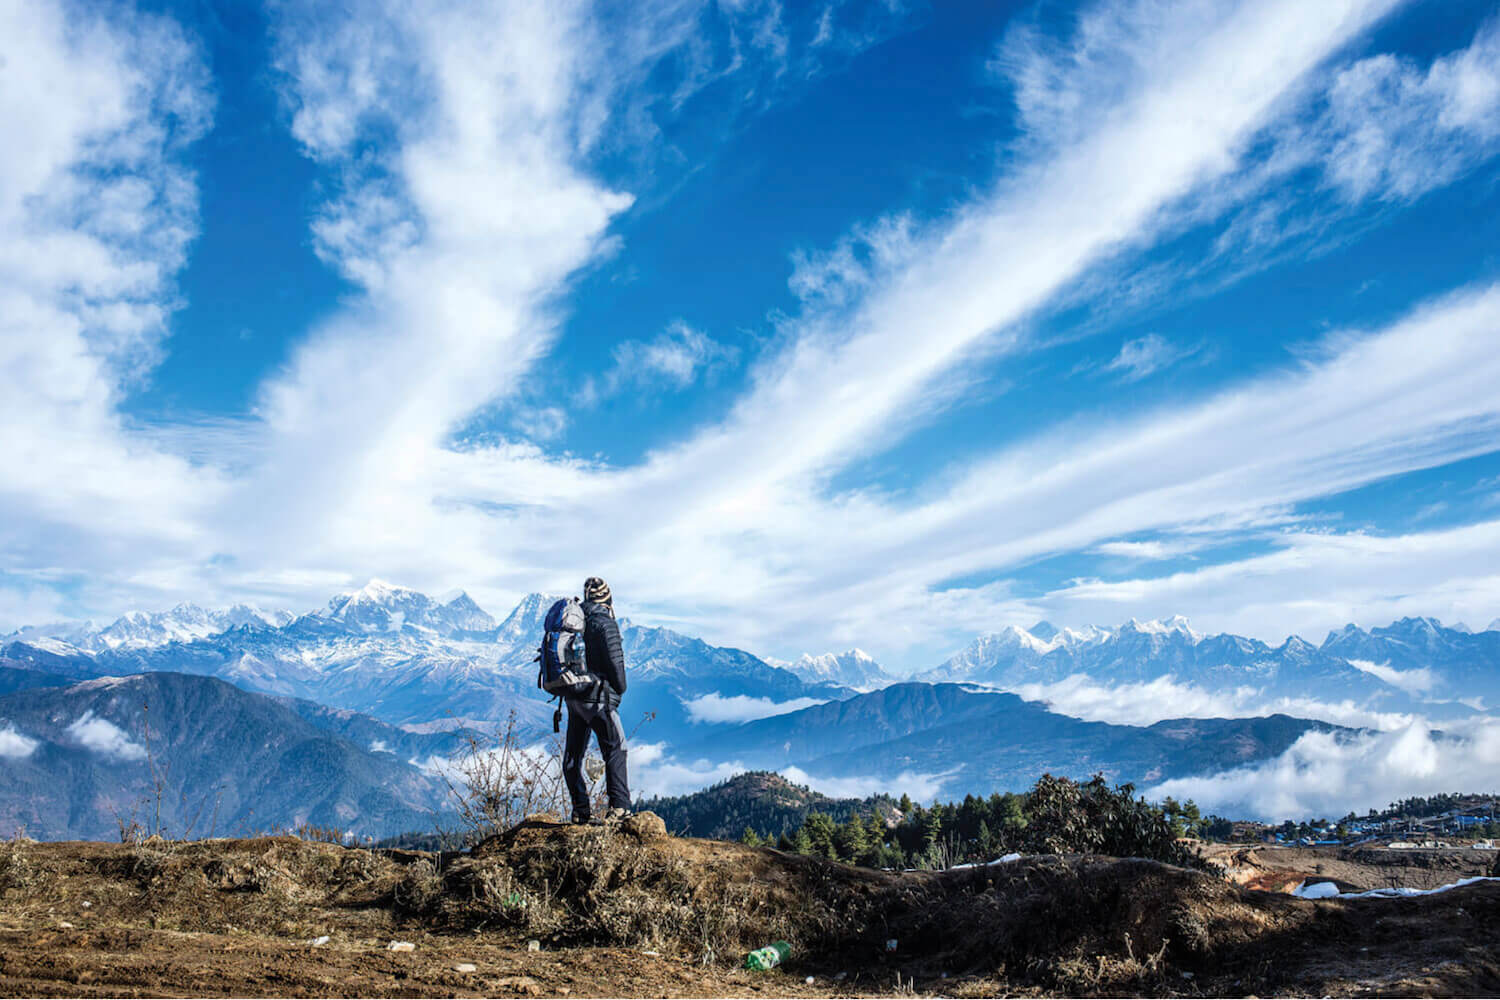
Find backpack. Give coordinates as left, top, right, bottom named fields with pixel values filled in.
left=536, top=597, right=599, bottom=701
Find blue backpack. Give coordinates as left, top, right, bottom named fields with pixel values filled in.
left=536, top=598, right=598, bottom=703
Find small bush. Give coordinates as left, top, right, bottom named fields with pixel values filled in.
left=441, top=711, right=604, bottom=846
left=0, top=834, right=41, bottom=892
left=392, top=858, right=445, bottom=914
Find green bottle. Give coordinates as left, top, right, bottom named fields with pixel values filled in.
left=744, top=940, right=791, bottom=970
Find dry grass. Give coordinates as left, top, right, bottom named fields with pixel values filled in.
left=0, top=823, right=1498, bottom=997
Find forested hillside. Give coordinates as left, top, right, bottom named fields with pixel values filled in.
left=637, top=771, right=901, bottom=840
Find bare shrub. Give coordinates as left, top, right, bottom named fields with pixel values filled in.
left=293, top=823, right=350, bottom=845
left=393, top=857, right=445, bottom=914
left=441, top=711, right=605, bottom=845
left=0, top=832, right=41, bottom=892
left=128, top=836, right=178, bottom=886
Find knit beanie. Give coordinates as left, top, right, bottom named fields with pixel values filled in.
left=584, top=576, right=612, bottom=607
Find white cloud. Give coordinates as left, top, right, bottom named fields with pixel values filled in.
left=0, top=725, right=39, bottom=760
left=511, top=406, right=570, bottom=444
left=780, top=765, right=955, bottom=803
left=1149, top=718, right=1500, bottom=821
left=629, top=741, right=667, bottom=767
left=579, top=321, right=738, bottom=406
left=16, top=0, right=1490, bottom=684
left=1346, top=659, right=1436, bottom=696
left=626, top=749, right=955, bottom=803
left=0, top=0, right=224, bottom=618
left=632, top=754, right=748, bottom=799
left=1039, top=515, right=1500, bottom=649
left=1319, top=17, right=1500, bottom=203
left=682, top=692, right=826, bottom=724
left=369, top=739, right=391, bottom=753
left=997, top=674, right=1420, bottom=730
left=1102, top=333, right=1200, bottom=382
left=1091, top=538, right=1205, bottom=561
left=66, top=711, right=147, bottom=762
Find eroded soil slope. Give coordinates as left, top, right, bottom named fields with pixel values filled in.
left=0, top=818, right=1496, bottom=997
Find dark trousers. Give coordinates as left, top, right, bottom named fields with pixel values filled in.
left=561, top=700, right=630, bottom=819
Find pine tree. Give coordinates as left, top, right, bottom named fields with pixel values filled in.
left=740, top=826, right=763, bottom=847
left=834, top=813, right=869, bottom=862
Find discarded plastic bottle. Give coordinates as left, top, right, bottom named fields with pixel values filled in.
left=744, top=941, right=791, bottom=970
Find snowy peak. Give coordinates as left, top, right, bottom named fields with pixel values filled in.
left=319, top=580, right=496, bottom=637
left=1027, top=621, right=1061, bottom=642
left=497, top=593, right=562, bottom=644
left=787, top=648, right=890, bottom=690
left=435, top=592, right=496, bottom=633
left=1121, top=615, right=1200, bottom=641
left=96, top=603, right=228, bottom=649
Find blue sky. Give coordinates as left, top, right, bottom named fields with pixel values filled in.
left=4, top=0, right=1500, bottom=671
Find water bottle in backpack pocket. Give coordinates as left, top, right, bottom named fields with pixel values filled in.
left=536, top=597, right=598, bottom=699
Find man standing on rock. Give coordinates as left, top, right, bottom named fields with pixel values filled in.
left=563, top=576, right=631, bottom=824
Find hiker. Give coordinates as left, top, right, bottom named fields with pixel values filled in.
left=561, top=576, right=631, bottom=824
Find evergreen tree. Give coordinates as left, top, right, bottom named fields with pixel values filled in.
left=803, top=812, right=837, bottom=858
left=833, top=813, right=869, bottom=862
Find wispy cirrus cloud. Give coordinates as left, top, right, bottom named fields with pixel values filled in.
left=1102, top=333, right=1202, bottom=382
left=1318, top=16, right=1500, bottom=203
left=0, top=0, right=223, bottom=609
left=577, top=321, right=739, bottom=407
left=19, top=0, right=1500, bottom=693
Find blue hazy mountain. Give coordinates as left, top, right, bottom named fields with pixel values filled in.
left=0, top=669, right=457, bottom=841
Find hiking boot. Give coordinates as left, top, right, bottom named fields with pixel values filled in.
left=605, top=807, right=631, bottom=824
left=571, top=814, right=592, bottom=826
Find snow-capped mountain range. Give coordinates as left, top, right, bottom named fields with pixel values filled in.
left=774, top=648, right=891, bottom=690
left=923, top=614, right=1500, bottom=720
left=5, top=583, right=1499, bottom=835
left=5, top=603, right=294, bottom=654
left=1, top=582, right=849, bottom=740
left=6, top=583, right=1498, bottom=738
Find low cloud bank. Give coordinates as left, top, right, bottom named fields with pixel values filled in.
left=780, top=766, right=954, bottom=803
left=65, top=712, right=146, bottom=761
left=682, top=692, right=826, bottom=724
left=1147, top=717, right=1500, bottom=822
left=0, top=724, right=39, bottom=759
left=1346, top=659, right=1437, bottom=695
left=1002, top=674, right=1420, bottom=730
left=628, top=744, right=954, bottom=803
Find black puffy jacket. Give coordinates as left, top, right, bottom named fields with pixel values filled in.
left=581, top=601, right=626, bottom=707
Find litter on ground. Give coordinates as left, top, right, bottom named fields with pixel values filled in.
left=1294, top=875, right=1500, bottom=899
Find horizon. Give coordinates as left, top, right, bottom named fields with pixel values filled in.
left=7, top=574, right=1499, bottom=679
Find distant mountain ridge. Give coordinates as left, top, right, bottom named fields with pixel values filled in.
left=0, top=670, right=456, bottom=840
left=780, top=648, right=891, bottom=690
left=922, top=615, right=1500, bottom=718
left=670, top=682, right=1341, bottom=796
left=1, top=584, right=845, bottom=744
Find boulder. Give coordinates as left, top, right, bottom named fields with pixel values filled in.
left=622, top=811, right=667, bottom=840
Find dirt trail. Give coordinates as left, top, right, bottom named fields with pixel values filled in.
left=0, top=824, right=1496, bottom=997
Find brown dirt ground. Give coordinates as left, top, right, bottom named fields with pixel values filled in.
left=0, top=821, right=1496, bottom=998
